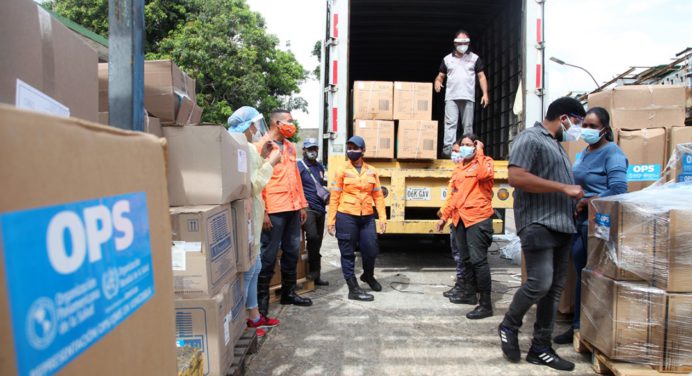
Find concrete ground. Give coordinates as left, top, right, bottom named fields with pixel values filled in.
left=246, top=228, right=594, bottom=375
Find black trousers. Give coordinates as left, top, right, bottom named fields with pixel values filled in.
left=303, top=209, right=326, bottom=277
left=451, top=218, right=494, bottom=292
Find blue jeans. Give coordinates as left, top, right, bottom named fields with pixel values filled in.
left=502, top=224, right=572, bottom=348
left=571, top=217, right=588, bottom=329
left=243, top=255, right=261, bottom=310
left=259, top=210, right=302, bottom=279
left=335, top=212, right=379, bottom=279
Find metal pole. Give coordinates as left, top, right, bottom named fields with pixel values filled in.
left=108, top=0, right=145, bottom=131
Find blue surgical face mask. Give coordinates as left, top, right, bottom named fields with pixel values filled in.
left=459, top=146, right=475, bottom=159
left=451, top=151, right=463, bottom=163
left=580, top=128, right=603, bottom=145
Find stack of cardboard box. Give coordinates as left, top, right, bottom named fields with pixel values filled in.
left=581, top=184, right=692, bottom=373
left=98, top=60, right=202, bottom=130
left=352, top=81, right=436, bottom=159
left=165, top=126, right=253, bottom=376
left=587, top=85, right=691, bottom=192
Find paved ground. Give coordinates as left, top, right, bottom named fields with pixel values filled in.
left=246, top=232, right=594, bottom=376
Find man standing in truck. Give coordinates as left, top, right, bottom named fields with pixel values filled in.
left=434, top=29, right=489, bottom=158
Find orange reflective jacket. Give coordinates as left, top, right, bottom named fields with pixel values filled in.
left=328, top=161, right=386, bottom=225
left=440, top=149, right=494, bottom=227
left=258, top=139, right=308, bottom=214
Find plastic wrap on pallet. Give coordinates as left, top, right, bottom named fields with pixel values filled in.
left=653, top=141, right=692, bottom=186
left=580, top=269, right=692, bottom=372
left=587, top=182, right=692, bottom=291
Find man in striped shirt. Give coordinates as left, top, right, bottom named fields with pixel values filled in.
left=498, top=97, right=586, bottom=372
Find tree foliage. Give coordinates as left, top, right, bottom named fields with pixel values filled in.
left=46, top=0, right=307, bottom=124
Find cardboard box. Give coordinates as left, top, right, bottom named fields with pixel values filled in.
left=231, top=199, right=254, bottom=273
left=170, top=205, right=236, bottom=297
left=353, top=120, right=395, bottom=159
left=353, top=81, right=393, bottom=120
left=617, top=128, right=667, bottom=192
left=99, top=60, right=197, bottom=124
left=587, top=198, right=655, bottom=281
left=0, top=105, right=176, bottom=375
left=588, top=85, right=686, bottom=130
left=164, top=125, right=251, bottom=206
left=397, top=120, right=438, bottom=159
left=580, top=270, right=661, bottom=363
left=668, top=128, right=692, bottom=183
left=175, top=279, right=241, bottom=376
left=561, top=140, right=589, bottom=164
left=393, top=82, right=433, bottom=120
left=581, top=270, right=692, bottom=372
left=0, top=0, right=98, bottom=122
left=650, top=293, right=692, bottom=373
left=652, top=209, right=692, bottom=293
left=98, top=112, right=162, bottom=137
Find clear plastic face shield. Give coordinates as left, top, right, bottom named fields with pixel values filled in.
left=250, top=113, right=268, bottom=142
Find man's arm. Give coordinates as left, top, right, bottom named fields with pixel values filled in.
left=509, top=166, right=584, bottom=199
left=478, top=71, right=489, bottom=108
left=434, top=72, right=446, bottom=93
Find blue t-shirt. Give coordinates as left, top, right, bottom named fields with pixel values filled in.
left=573, top=142, right=628, bottom=198
left=297, top=158, right=327, bottom=213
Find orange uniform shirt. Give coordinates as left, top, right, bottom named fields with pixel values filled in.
left=258, top=138, right=308, bottom=214
left=440, top=149, right=494, bottom=227
left=328, top=161, right=386, bottom=225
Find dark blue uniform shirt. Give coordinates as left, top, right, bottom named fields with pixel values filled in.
left=298, top=157, right=327, bottom=213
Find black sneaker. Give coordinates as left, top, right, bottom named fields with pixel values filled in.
left=498, top=324, right=521, bottom=362
left=526, top=347, right=575, bottom=371
left=553, top=327, right=574, bottom=345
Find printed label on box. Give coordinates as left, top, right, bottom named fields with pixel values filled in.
left=0, top=192, right=155, bottom=376
left=15, top=79, right=70, bottom=118
left=626, top=164, right=661, bottom=182
left=594, top=213, right=611, bottom=241
left=172, top=244, right=187, bottom=271
left=678, top=174, right=692, bottom=183
left=237, top=149, right=248, bottom=173
left=682, top=153, right=692, bottom=174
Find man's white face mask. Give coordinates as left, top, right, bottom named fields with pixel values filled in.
left=454, top=37, right=470, bottom=54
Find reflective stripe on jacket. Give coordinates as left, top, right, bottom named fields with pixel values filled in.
left=328, top=161, right=386, bottom=225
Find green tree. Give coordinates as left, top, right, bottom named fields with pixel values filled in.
left=311, top=40, right=321, bottom=79
left=46, top=0, right=307, bottom=124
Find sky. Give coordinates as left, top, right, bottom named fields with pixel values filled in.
left=246, top=0, right=691, bottom=127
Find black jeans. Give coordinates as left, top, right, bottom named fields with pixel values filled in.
left=335, top=212, right=378, bottom=279
left=451, top=218, right=494, bottom=292
left=502, top=224, right=572, bottom=349
left=571, top=214, right=588, bottom=329
left=259, top=210, right=302, bottom=279
left=303, top=209, right=326, bottom=277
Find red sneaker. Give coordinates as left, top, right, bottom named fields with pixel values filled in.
left=255, top=328, right=266, bottom=337
left=247, top=317, right=263, bottom=329
left=260, top=315, right=280, bottom=327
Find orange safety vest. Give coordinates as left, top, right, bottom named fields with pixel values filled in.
left=440, top=149, right=494, bottom=227
left=328, top=161, right=386, bottom=225
left=258, top=138, right=307, bottom=214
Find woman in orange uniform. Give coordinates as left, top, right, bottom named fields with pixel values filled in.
left=436, top=134, right=495, bottom=319
left=328, top=136, right=387, bottom=302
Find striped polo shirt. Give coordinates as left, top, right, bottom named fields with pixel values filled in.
left=509, top=122, right=577, bottom=234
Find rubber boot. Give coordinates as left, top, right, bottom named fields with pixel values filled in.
left=449, top=275, right=477, bottom=305
left=443, top=278, right=464, bottom=298
left=279, top=271, right=313, bottom=306
left=346, top=277, right=374, bottom=301
left=466, top=291, right=493, bottom=319
left=257, top=275, right=271, bottom=317
left=360, top=271, right=382, bottom=291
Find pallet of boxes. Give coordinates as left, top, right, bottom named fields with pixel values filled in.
left=557, top=85, right=692, bottom=318
left=352, top=81, right=436, bottom=160
left=1, top=1, right=179, bottom=375
left=100, top=59, right=256, bottom=375
left=574, top=85, right=692, bottom=374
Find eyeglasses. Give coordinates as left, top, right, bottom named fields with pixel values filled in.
left=568, top=113, right=585, bottom=122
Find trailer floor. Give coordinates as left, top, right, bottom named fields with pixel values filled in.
left=246, top=232, right=594, bottom=375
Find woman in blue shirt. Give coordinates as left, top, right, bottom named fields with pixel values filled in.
left=554, top=107, right=628, bottom=344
